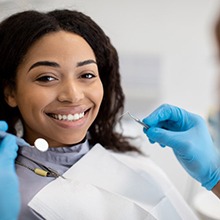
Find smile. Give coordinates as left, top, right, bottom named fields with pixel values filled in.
left=48, top=112, right=85, bottom=121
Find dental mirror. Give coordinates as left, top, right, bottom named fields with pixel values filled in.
left=0, top=131, right=49, bottom=152
left=34, top=138, right=49, bottom=152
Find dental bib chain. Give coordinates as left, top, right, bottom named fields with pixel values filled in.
left=16, top=154, right=65, bottom=179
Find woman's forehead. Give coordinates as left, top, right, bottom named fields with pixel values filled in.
left=19, top=31, right=96, bottom=70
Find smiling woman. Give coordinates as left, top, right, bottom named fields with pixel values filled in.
left=0, top=10, right=134, bottom=152
left=5, top=31, right=103, bottom=147
left=0, top=9, right=199, bottom=220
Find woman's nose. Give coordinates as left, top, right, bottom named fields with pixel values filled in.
left=57, top=81, right=84, bottom=103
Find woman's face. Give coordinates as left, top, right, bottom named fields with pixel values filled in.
left=6, top=31, right=104, bottom=147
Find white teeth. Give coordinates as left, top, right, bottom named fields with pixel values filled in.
left=67, top=114, right=74, bottom=121
left=52, top=112, right=85, bottom=121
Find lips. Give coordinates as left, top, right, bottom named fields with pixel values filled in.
left=47, top=112, right=85, bottom=122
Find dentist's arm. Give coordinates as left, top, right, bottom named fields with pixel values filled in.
left=143, top=104, right=220, bottom=197
left=0, top=121, right=20, bottom=220
left=213, top=182, right=220, bottom=198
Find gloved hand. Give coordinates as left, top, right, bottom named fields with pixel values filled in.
left=0, top=121, right=20, bottom=220
left=143, top=104, right=220, bottom=190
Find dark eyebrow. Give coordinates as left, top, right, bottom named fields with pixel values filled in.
left=28, top=61, right=60, bottom=72
left=76, top=59, right=97, bottom=67
left=28, top=59, right=97, bottom=72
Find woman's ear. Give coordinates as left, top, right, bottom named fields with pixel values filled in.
left=4, top=86, right=17, bottom=107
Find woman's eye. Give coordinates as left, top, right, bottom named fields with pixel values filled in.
left=81, top=73, right=96, bottom=79
left=36, top=75, right=57, bottom=82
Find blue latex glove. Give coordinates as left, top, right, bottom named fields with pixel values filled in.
left=0, top=121, right=20, bottom=220
left=143, top=104, right=220, bottom=190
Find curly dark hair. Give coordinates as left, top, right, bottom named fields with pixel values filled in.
left=0, top=9, right=140, bottom=153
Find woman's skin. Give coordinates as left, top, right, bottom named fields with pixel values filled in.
left=4, top=31, right=104, bottom=147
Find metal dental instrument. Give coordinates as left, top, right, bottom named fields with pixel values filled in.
left=0, top=130, right=49, bottom=152
left=120, top=111, right=150, bottom=130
